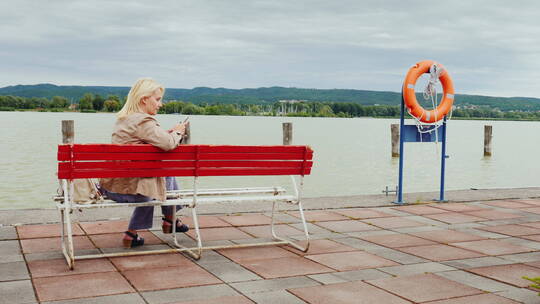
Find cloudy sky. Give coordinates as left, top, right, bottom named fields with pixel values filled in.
left=1, top=0, right=540, bottom=97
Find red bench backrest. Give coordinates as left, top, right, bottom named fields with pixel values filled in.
left=57, top=144, right=313, bottom=179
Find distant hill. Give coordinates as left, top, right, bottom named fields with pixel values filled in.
left=1, top=83, right=540, bottom=111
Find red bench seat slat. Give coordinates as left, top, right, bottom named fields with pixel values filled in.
left=58, top=167, right=312, bottom=179
left=57, top=144, right=314, bottom=179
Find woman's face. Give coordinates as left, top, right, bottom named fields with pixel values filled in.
left=141, top=89, right=163, bottom=115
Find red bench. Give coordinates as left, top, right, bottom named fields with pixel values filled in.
left=56, top=144, right=314, bottom=269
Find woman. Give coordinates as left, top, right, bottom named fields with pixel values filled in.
left=100, top=78, right=189, bottom=248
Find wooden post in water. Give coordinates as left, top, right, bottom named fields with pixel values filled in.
left=183, top=123, right=191, bottom=145
left=391, top=124, right=399, bottom=157
left=62, top=120, right=74, bottom=144
left=283, top=122, right=292, bottom=145
left=484, top=125, right=492, bottom=156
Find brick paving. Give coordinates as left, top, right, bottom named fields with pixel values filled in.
left=3, top=199, right=540, bottom=303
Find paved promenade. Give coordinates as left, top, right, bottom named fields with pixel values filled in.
left=3, top=190, right=540, bottom=303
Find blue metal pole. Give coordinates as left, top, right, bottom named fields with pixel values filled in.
left=396, top=92, right=405, bottom=205
left=439, top=116, right=448, bottom=202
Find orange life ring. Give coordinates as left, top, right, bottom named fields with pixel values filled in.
left=403, top=60, right=454, bottom=123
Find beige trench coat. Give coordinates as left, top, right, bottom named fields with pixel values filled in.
left=100, top=112, right=183, bottom=201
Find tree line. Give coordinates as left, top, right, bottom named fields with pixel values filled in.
left=3, top=93, right=540, bottom=120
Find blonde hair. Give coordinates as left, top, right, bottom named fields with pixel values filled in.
left=117, top=78, right=165, bottom=119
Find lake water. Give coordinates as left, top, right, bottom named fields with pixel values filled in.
left=1, top=111, right=539, bottom=210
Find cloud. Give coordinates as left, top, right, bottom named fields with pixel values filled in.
left=1, top=0, right=540, bottom=97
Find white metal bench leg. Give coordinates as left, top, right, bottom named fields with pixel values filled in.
left=60, top=180, right=75, bottom=269
left=172, top=177, right=202, bottom=260
left=270, top=198, right=310, bottom=252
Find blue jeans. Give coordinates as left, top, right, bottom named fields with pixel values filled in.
left=103, top=177, right=181, bottom=230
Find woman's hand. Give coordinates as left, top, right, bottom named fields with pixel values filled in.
left=168, top=121, right=189, bottom=135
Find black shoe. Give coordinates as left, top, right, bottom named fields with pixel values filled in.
left=123, top=231, right=144, bottom=248
left=162, top=217, right=189, bottom=233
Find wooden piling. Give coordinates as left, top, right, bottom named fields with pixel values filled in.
left=183, top=123, right=191, bottom=145
left=62, top=120, right=74, bottom=144
left=391, top=124, right=399, bottom=157
left=283, top=122, right=292, bottom=145
left=484, top=125, right=492, bottom=156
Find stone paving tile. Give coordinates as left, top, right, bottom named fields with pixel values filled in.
left=332, top=208, right=394, bottom=219
left=305, top=251, right=398, bottom=271
left=109, top=253, right=194, bottom=271
left=245, top=290, right=306, bottom=304
left=456, top=228, right=509, bottom=239
left=78, top=220, right=129, bottom=234
left=308, top=269, right=392, bottom=284
left=525, top=260, right=540, bottom=268
left=510, top=199, right=540, bottom=206
left=389, top=225, right=446, bottom=234
left=451, top=239, right=534, bottom=256
left=218, top=214, right=273, bottom=226
left=478, top=224, right=540, bottom=236
left=28, top=258, right=115, bottom=278
left=361, top=217, right=425, bottom=229
left=442, top=256, right=513, bottom=269
left=20, top=235, right=95, bottom=253
left=24, top=248, right=101, bottom=262
left=122, top=264, right=222, bottom=291
left=425, top=293, right=520, bottom=304
left=41, top=293, right=146, bottom=304
left=33, top=272, right=134, bottom=302
left=282, top=239, right=358, bottom=256
left=400, top=215, right=451, bottom=227
left=218, top=245, right=298, bottom=263
left=392, top=204, right=448, bottom=215
left=238, top=224, right=302, bottom=238
left=332, top=268, right=392, bottom=282
left=425, top=212, right=485, bottom=224
left=0, top=226, right=17, bottom=240
left=483, top=200, right=537, bottom=209
left=170, top=295, right=254, bottom=304
left=465, top=210, right=523, bottom=220
left=17, top=223, right=85, bottom=239
left=197, top=260, right=261, bottom=283
left=289, top=280, right=411, bottom=304
left=397, top=244, right=485, bottom=261
left=291, top=232, right=345, bottom=241
left=288, top=222, right=332, bottom=235
left=0, top=279, right=37, bottom=303
left=181, top=216, right=232, bottom=228
left=359, top=233, right=437, bottom=248
left=411, top=229, right=486, bottom=243
left=230, top=276, right=320, bottom=294
left=495, top=287, right=540, bottom=304
left=432, top=203, right=487, bottom=212
left=379, top=262, right=455, bottom=276
left=186, top=227, right=253, bottom=241
left=436, top=270, right=516, bottom=293
left=499, top=252, right=540, bottom=263
left=264, top=212, right=302, bottom=224
left=521, top=207, right=540, bottom=216
left=314, top=220, right=380, bottom=233
left=467, top=264, right=540, bottom=287
left=0, top=261, right=29, bottom=281
left=288, top=210, right=349, bottom=222
left=367, top=273, right=483, bottom=303
left=141, top=284, right=240, bottom=304
left=366, top=247, right=428, bottom=264
left=520, top=221, right=540, bottom=229
left=238, top=256, right=334, bottom=279
left=503, top=236, right=540, bottom=250
left=0, top=240, right=24, bottom=263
